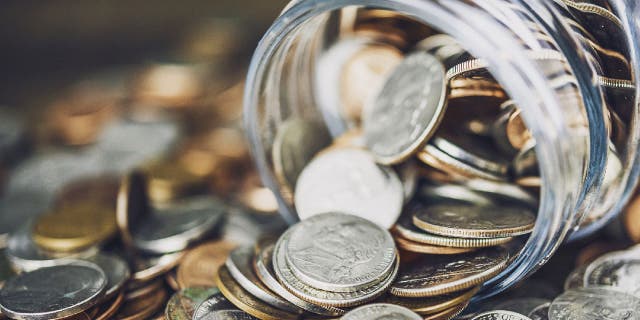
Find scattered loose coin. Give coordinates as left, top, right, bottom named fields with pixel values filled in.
left=130, top=251, right=186, bottom=288
left=363, top=51, right=448, bottom=165
left=177, top=240, right=237, bottom=289
left=584, top=251, right=640, bottom=297
left=142, top=158, right=207, bottom=204
left=382, top=286, right=480, bottom=315
left=340, top=303, right=421, bottom=320
left=412, top=203, right=536, bottom=239
left=165, top=287, right=220, bottom=320
left=471, top=310, right=532, bottom=320
left=549, top=287, right=640, bottom=320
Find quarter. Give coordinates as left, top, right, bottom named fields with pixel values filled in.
left=549, top=287, right=640, bottom=320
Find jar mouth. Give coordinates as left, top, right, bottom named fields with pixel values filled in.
left=244, top=0, right=637, bottom=300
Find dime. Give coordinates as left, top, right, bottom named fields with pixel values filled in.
left=226, top=246, right=299, bottom=313
left=382, top=286, right=480, bottom=315
left=363, top=51, right=447, bottom=164
left=528, top=303, right=550, bottom=320
left=272, top=119, right=331, bottom=196
left=394, top=236, right=477, bottom=255
left=340, top=303, right=421, bottom=320
left=192, top=289, right=236, bottom=320
left=201, top=310, right=258, bottom=320
left=285, top=213, right=396, bottom=292
left=165, top=287, right=220, bottom=320
left=294, top=149, right=403, bottom=228
left=390, top=246, right=509, bottom=297
left=493, top=298, right=551, bottom=315
left=412, top=203, right=536, bottom=238
left=472, top=311, right=532, bottom=320
left=549, top=287, right=640, bottom=320
left=0, top=261, right=107, bottom=320
left=563, top=265, right=587, bottom=291
left=214, top=265, right=299, bottom=320
left=584, top=251, right=640, bottom=297
left=393, top=213, right=513, bottom=248
left=177, top=240, right=237, bottom=289
left=85, top=253, right=130, bottom=302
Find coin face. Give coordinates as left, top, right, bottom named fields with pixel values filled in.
left=165, top=287, right=220, bottom=320
left=390, top=246, right=509, bottom=297
left=472, top=311, right=532, bottom=320
left=0, top=262, right=107, bottom=320
left=177, top=240, right=237, bottom=289
left=363, top=51, right=447, bottom=164
left=202, top=310, right=258, bottom=320
left=585, top=252, right=640, bottom=297
left=528, top=303, right=550, bottom=320
left=341, top=303, right=421, bottom=320
left=86, top=253, right=130, bottom=301
left=294, top=149, right=403, bottom=228
left=549, top=287, right=640, bottom=320
left=191, top=290, right=235, bottom=320
left=412, top=203, right=536, bottom=238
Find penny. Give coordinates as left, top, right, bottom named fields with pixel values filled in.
left=272, top=119, right=331, bottom=195
left=114, top=286, right=167, bottom=320
left=94, top=292, right=125, bottom=320
left=423, top=300, right=469, bottom=320
left=294, top=149, right=403, bottom=228
left=528, top=303, right=550, bottom=320
left=413, top=203, right=536, bottom=239
left=493, top=298, right=551, bottom=316
left=177, top=240, right=237, bottom=289
left=226, top=246, right=299, bottom=313
left=165, top=287, right=220, bottom=320
left=382, top=286, right=479, bottom=315
left=191, top=289, right=236, bottom=320
left=390, top=246, right=509, bottom=297
left=85, top=253, right=130, bottom=302
left=0, top=261, right=107, bottom=320
left=363, top=51, right=447, bottom=164
left=201, top=310, right=258, bottom=320
left=141, top=158, right=207, bottom=204
left=549, top=287, right=640, bottom=320
left=394, top=236, right=477, bottom=255
left=584, top=251, right=640, bottom=297
left=214, top=265, right=299, bottom=320
left=564, top=265, right=587, bottom=291
left=472, top=311, right=532, bottom=320
left=340, top=303, right=421, bottom=320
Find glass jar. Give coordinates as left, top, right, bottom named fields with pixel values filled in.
left=243, top=0, right=640, bottom=299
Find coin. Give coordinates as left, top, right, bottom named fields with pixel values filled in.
left=472, top=311, right=532, bottom=320
left=130, top=251, right=186, bottom=288
left=393, top=213, right=513, bottom=248
left=340, top=303, right=421, bottom=320
left=493, top=298, right=551, bottom=316
left=141, top=158, right=207, bottom=204
left=549, top=287, right=640, bottom=320
left=114, top=285, right=167, bottom=320
left=85, top=253, right=130, bottom=302
left=584, top=251, right=640, bottom=297
left=423, top=300, right=469, bottom=320
left=382, top=286, right=479, bottom=315
left=564, top=264, right=587, bottom=291
left=294, top=149, right=403, bottom=228
left=449, top=78, right=506, bottom=100
left=178, top=127, right=249, bottom=178
left=201, top=310, right=258, bottom=320
left=272, top=119, right=331, bottom=196
left=177, top=240, right=237, bottom=289
left=363, top=51, right=447, bottom=164
left=165, top=287, right=220, bottom=320
left=528, top=303, right=550, bottom=320
left=191, top=289, right=236, bottom=320
left=214, top=265, right=300, bottom=320
left=394, top=236, right=477, bottom=255
left=390, top=246, right=509, bottom=297
left=285, top=212, right=396, bottom=292
left=412, top=203, right=536, bottom=238
left=32, top=202, right=117, bottom=253
left=117, top=171, right=152, bottom=249
left=0, top=261, right=107, bottom=320
left=93, top=292, right=125, bottom=320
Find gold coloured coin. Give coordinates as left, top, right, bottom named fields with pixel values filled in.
left=449, top=78, right=506, bottom=100
left=177, top=240, right=237, bottom=289
left=32, top=202, right=116, bottom=253
left=382, top=286, right=479, bottom=315
left=141, top=158, right=206, bottom=203
left=214, top=265, right=300, bottom=320
left=395, top=236, right=477, bottom=255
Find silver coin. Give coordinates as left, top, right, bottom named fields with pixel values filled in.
left=363, top=51, right=447, bottom=164
left=192, top=290, right=235, bottom=320
left=549, top=287, right=640, bottom=319
left=429, top=134, right=510, bottom=180
left=528, top=303, right=550, bottom=320
left=285, top=212, right=396, bottom=292
left=132, top=196, right=225, bottom=254
left=273, top=228, right=398, bottom=307
left=472, top=311, right=532, bottom=320
left=340, top=303, right=421, bottom=320
left=201, top=310, right=258, bottom=320
left=493, top=298, right=551, bottom=316
left=513, top=140, right=539, bottom=187
left=294, top=149, right=403, bottom=228
left=585, top=251, right=640, bottom=297
left=225, top=246, right=299, bottom=313
left=84, top=253, right=130, bottom=301
left=398, top=160, right=418, bottom=203
left=253, top=243, right=345, bottom=316
left=0, top=261, right=107, bottom=320
left=417, top=182, right=494, bottom=206
left=564, top=265, right=587, bottom=291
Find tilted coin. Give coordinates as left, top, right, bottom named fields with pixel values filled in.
left=129, top=251, right=185, bottom=288
left=192, top=289, right=236, bottom=320
left=294, top=149, right=403, bottom=228
left=177, top=240, right=237, bottom=289
left=493, top=298, right=551, bottom=316
left=423, top=300, right=469, bottom=320
left=214, top=265, right=299, bottom=320
left=165, top=287, right=219, bottom=320
left=394, top=236, right=477, bottom=255
left=472, top=311, right=532, bottom=320
left=285, top=212, right=396, bottom=292
left=393, top=212, right=513, bottom=248
left=0, top=261, right=107, bottom=320
left=85, top=253, right=130, bottom=302
left=528, top=303, right=550, bottom=320
left=563, top=264, right=587, bottom=291
left=549, top=287, right=640, bottom=320
left=201, top=310, right=258, bottom=320
left=584, top=251, right=640, bottom=297
left=412, top=203, right=536, bottom=238
left=390, top=246, right=509, bottom=297
left=382, top=286, right=480, bottom=315
left=363, top=51, right=447, bottom=164
left=226, top=246, right=299, bottom=313
left=340, top=303, right=421, bottom=320
left=117, top=171, right=151, bottom=248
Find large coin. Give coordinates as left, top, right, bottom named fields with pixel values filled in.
left=294, top=149, right=403, bottom=228
left=413, top=203, right=536, bottom=238
left=472, top=311, right=532, bottom=320
left=191, top=289, right=235, bottom=320
left=165, top=287, right=219, bottom=320
left=549, top=287, right=640, bottom=319
left=340, top=303, right=421, bottom=320
left=177, top=240, right=237, bottom=289
left=285, top=212, right=396, bottom=292
left=584, top=251, right=640, bottom=297
left=0, top=261, right=107, bottom=320
left=390, top=246, right=509, bottom=297
left=363, top=51, right=447, bottom=164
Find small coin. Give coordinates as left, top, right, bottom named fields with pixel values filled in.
left=214, top=265, right=299, bottom=320
left=472, top=310, right=532, bottom=320
left=85, top=253, right=130, bottom=301
left=363, top=51, right=447, bottom=164
left=191, top=289, right=236, bottom=320
left=528, top=303, right=550, bottom=320
left=564, top=264, right=587, bottom=291
left=285, top=212, right=396, bottom=292
left=382, top=286, right=480, bottom=315
left=340, top=303, right=421, bottom=320
left=165, top=287, right=220, bottom=320
left=394, top=236, right=477, bottom=255
left=390, top=246, right=509, bottom=297
left=413, top=203, right=536, bottom=239
left=201, top=310, right=258, bottom=320
left=177, top=240, right=237, bottom=289
left=584, top=251, right=640, bottom=297
left=0, top=261, right=107, bottom=320
left=114, top=285, right=167, bottom=320
left=294, top=148, right=403, bottom=228
left=549, top=287, right=640, bottom=320
left=493, top=298, right=551, bottom=316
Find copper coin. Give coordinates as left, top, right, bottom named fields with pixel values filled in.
left=395, top=236, right=478, bottom=255
left=94, top=292, right=125, bottom=320
left=116, top=286, right=167, bottom=320
left=623, top=195, right=640, bottom=243
left=177, top=240, right=237, bottom=289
